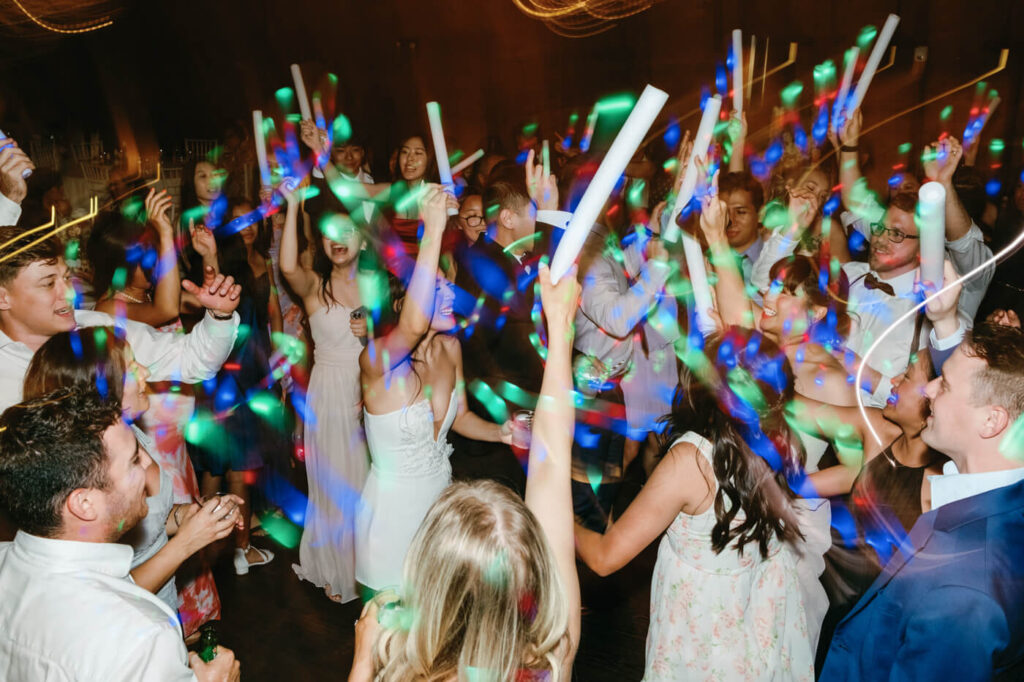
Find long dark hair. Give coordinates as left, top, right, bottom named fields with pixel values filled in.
left=660, top=327, right=805, bottom=558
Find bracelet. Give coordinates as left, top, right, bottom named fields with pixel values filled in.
left=208, top=309, right=233, bottom=321
left=839, top=145, right=858, bottom=153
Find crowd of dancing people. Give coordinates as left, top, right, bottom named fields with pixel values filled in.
left=1, top=60, right=1024, bottom=682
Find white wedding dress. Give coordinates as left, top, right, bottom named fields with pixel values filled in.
left=355, top=389, right=458, bottom=591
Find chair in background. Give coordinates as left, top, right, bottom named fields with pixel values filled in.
left=184, top=138, right=218, bottom=161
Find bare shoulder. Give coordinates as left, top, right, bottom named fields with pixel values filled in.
left=655, top=437, right=715, bottom=512
left=658, top=438, right=713, bottom=487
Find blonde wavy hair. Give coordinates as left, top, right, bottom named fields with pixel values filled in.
left=373, top=481, right=570, bottom=681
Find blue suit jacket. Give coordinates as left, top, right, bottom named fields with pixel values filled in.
left=821, top=478, right=1024, bottom=681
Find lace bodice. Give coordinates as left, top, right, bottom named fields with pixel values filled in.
left=363, top=390, right=457, bottom=479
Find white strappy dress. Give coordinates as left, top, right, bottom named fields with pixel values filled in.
left=355, top=389, right=458, bottom=591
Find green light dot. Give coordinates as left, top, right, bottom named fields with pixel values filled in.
left=780, top=80, right=803, bottom=108
left=857, top=25, right=878, bottom=50
left=940, top=105, right=953, bottom=121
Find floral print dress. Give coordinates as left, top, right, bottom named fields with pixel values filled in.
left=644, top=432, right=815, bottom=681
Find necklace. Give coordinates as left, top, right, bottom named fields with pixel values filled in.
left=115, top=290, right=150, bottom=304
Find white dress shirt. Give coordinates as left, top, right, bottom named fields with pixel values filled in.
left=0, top=193, right=21, bottom=227
left=843, top=261, right=966, bottom=407
left=929, top=460, right=1024, bottom=510
left=0, top=309, right=238, bottom=412
left=0, top=531, right=196, bottom=681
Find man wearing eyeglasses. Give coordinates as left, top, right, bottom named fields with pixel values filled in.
left=837, top=109, right=994, bottom=408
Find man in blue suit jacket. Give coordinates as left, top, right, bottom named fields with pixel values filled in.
left=821, top=322, right=1024, bottom=680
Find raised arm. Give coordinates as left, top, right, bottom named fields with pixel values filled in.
left=123, top=269, right=241, bottom=384
left=749, top=183, right=824, bottom=292
left=834, top=109, right=885, bottom=225
left=0, top=136, right=34, bottom=225
left=359, top=185, right=450, bottom=379
left=727, top=112, right=747, bottom=173
left=278, top=192, right=320, bottom=301
left=922, top=136, right=972, bottom=241
left=526, top=262, right=581, bottom=666
left=94, top=190, right=181, bottom=327
left=700, top=167, right=754, bottom=327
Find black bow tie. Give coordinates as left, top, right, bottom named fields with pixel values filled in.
left=863, top=273, right=896, bottom=296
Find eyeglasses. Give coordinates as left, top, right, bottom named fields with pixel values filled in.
left=460, top=214, right=485, bottom=227
left=870, top=222, right=920, bottom=244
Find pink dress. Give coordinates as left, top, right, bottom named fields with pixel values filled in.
left=140, top=318, right=221, bottom=636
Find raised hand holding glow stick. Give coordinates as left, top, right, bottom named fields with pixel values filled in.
left=833, top=46, right=860, bottom=132
left=550, top=84, right=669, bottom=283
left=664, top=94, right=722, bottom=243
left=290, top=64, right=313, bottom=122
left=917, top=182, right=946, bottom=290
left=450, top=148, right=484, bottom=176
left=0, top=128, right=32, bottom=179
left=847, top=15, right=899, bottom=113
left=252, top=110, right=271, bottom=188
left=731, top=29, right=743, bottom=115
left=426, top=101, right=458, bottom=215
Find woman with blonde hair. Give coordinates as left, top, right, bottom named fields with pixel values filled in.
left=349, top=262, right=582, bottom=682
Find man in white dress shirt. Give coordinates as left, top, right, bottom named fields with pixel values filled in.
left=0, top=389, right=240, bottom=681
left=0, top=225, right=240, bottom=411
left=836, top=110, right=993, bottom=407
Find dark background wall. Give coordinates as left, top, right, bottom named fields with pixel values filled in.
left=0, top=0, right=1021, bottom=189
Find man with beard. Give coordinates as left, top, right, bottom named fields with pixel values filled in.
left=0, top=389, right=241, bottom=681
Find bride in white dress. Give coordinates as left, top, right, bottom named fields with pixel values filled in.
left=355, top=186, right=512, bottom=594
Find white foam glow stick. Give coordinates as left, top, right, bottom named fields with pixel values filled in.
left=550, top=84, right=669, bottom=283
left=664, top=94, right=722, bottom=242
left=450, top=148, right=484, bottom=176
left=252, top=110, right=271, bottom=187
left=0, top=128, right=32, bottom=178
left=426, top=101, right=458, bottom=215
left=682, top=232, right=715, bottom=335
left=732, top=29, right=743, bottom=115
left=290, top=64, right=313, bottom=122
left=746, top=35, right=756, bottom=101
left=918, top=182, right=946, bottom=289
left=847, top=14, right=899, bottom=113
left=833, top=46, right=860, bottom=132
left=542, top=139, right=551, bottom=178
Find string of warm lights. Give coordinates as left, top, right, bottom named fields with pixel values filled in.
left=513, top=0, right=663, bottom=37
left=7, top=0, right=114, bottom=35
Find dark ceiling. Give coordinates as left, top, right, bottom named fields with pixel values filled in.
left=1, top=0, right=1022, bottom=185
